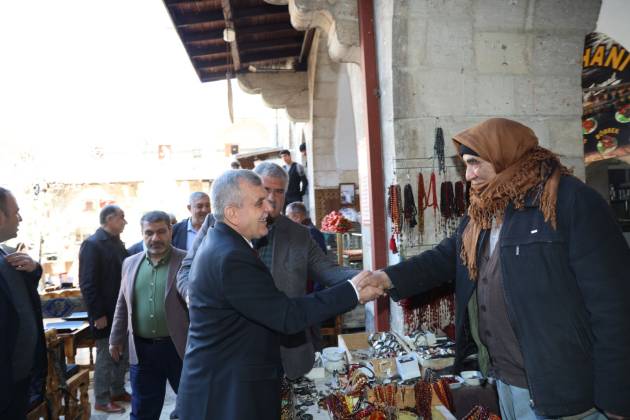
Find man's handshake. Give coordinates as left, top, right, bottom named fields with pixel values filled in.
left=350, top=270, right=393, bottom=304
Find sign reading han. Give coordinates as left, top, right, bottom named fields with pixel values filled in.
left=582, top=32, right=630, bottom=164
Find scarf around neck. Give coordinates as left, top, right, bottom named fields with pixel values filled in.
left=452, top=118, right=571, bottom=280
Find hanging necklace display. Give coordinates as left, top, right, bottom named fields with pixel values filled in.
left=454, top=180, right=466, bottom=217
left=440, top=181, right=459, bottom=237
left=417, top=173, right=427, bottom=240
left=434, top=127, right=446, bottom=175
left=426, top=172, right=439, bottom=236
left=402, top=183, right=418, bottom=246
left=387, top=184, right=402, bottom=254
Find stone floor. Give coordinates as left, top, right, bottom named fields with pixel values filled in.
left=76, top=348, right=177, bottom=420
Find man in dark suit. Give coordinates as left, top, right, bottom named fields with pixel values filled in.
left=176, top=170, right=382, bottom=420
left=170, top=192, right=211, bottom=250
left=280, top=149, right=308, bottom=208
left=177, top=162, right=358, bottom=379
left=79, top=205, right=130, bottom=413
left=0, top=187, right=47, bottom=420
left=110, top=211, right=188, bottom=420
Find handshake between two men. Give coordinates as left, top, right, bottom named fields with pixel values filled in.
left=350, top=270, right=393, bottom=304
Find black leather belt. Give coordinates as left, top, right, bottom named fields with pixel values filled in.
left=134, top=335, right=170, bottom=344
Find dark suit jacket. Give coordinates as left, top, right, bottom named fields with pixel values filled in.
left=110, top=247, right=188, bottom=364
left=171, top=219, right=189, bottom=250
left=78, top=228, right=128, bottom=339
left=0, top=258, right=47, bottom=412
left=176, top=214, right=357, bottom=378
left=177, top=222, right=357, bottom=420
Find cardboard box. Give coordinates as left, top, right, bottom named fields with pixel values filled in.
left=337, top=332, right=369, bottom=363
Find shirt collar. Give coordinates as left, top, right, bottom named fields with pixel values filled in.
left=143, top=248, right=172, bottom=267
left=186, top=218, right=198, bottom=234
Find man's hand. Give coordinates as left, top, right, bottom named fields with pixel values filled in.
left=357, top=270, right=392, bottom=292
left=94, top=316, right=108, bottom=330
left=351, top=271, right=385, bottom=304
left=5, top=252, right=39, bottom=273
left=109, top=344, right=123, bottom=362
left=605, top=412, right=629, bottom=420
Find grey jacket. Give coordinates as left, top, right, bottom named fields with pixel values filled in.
left=110, top=246, right=188, bottom=365
left=177, top=214, right=358, bottom=378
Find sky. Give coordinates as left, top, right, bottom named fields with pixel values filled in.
left=0, top=0, right=277, bottom=185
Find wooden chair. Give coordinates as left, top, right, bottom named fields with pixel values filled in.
left=26, top=400, right=48, bottom=420
left=45, top=330, right=90, bottom=420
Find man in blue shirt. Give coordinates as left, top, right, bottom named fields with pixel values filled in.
left=171, top=192, right=211, bottom=250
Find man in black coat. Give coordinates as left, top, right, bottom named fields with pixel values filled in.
left=79, top=204, right=130, bottom=413
left=367, top=119, right=630, bottom=419
left=176, top=170, right=382, bottom=420
left=280, top=149, right=308, bottom=208
left=0, top=188, right=47, bottom=420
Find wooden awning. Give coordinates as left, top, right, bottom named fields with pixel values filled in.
left=234, top=146, right=283, bottom=168
left=162, top=0, right=313, bottom=83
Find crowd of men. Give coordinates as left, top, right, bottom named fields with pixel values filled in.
left=2, top=122, right=630, bottom=420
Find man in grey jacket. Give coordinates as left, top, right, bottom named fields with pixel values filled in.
left=177, top=162, right=358, bottom=379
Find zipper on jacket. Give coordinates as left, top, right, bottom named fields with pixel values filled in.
left=498, top=247, right=536, bottom=408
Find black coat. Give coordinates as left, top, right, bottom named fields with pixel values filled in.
left=0, top=261, right=47, bottom=412
left=385, top=176, right=630, bottom=417
left=176, top=222, right=357, bottom=420
left=78, top=228, right=128, bottom=339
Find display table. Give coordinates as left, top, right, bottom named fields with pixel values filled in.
left=292, top=374, right=498, bottom=419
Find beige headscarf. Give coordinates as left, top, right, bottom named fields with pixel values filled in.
left=452, top=118, right=571, bottom=280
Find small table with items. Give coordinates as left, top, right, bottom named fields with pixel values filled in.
left=286, top=330, right=499, bottom=419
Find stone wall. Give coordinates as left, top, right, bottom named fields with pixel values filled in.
left=374, top=0, right=601, bottom=332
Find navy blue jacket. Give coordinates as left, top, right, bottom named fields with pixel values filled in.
left=171, top=219, right=189, bottom=250
left=0, top=260, right=46, bottom=412
left=385, top=176, right=630, bottom=417
left=177, top=222, right=357, bottom=420
left=127, top=240, right=143, bottom=255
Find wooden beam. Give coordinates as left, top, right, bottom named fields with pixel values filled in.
left=186, top=43, right=227, bottom=57
left=172, top=10, right=224, bottom=26
left=221, top=0, right=241, bottom=74
left=239, top=46, right=301, bottom=63
left=191, top=51, right=231, bottom=65
left=299, top=28, right=315, bottom=65
left=181, top=29, right=224, bottom=44
left=234, top=12, right=291, bottom=28
left=164, top=0, right=221, bottom=6
left=358, top=0, right=389, bottom=331
left=237, top=37, right=303, bottom=54
left=233, top=5, right=289, bottom=19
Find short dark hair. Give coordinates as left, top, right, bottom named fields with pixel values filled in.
left=99, top=205, right=121, bottom=225
left=0, top=187, right=11, bottom=216
left=140, top=210, right=172, bottom=227
left=299, top=143, right=306, bottom=152
left=279, top=149, right=290, bottom=156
